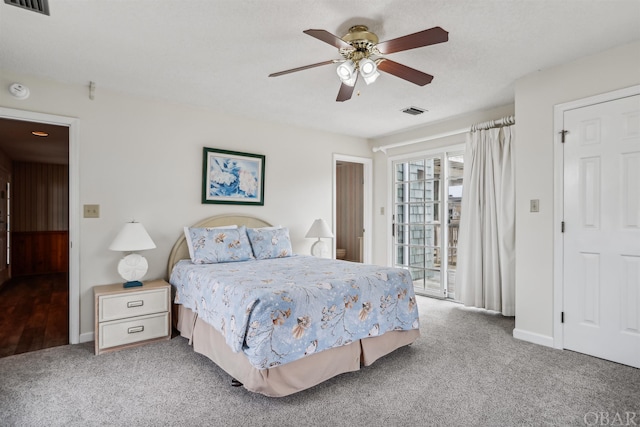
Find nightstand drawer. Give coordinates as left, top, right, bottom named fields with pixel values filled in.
left=98, top=287, right=169, bottom=322
left=98, top=312, right=169, bottom=350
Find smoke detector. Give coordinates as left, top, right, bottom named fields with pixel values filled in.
left=9, top=83, right=30, bottom=100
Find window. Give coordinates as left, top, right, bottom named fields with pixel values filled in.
left=392, top=149, right=464, bottom=299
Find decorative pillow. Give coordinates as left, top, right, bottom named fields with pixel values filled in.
left=247, top=227, right=293, bottom=259
left=183, top=225, right=237, bottom=261
left=186, top=225, right=253, bottom=264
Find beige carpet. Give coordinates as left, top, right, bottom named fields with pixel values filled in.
left=1, top=296, right=638, bottom=426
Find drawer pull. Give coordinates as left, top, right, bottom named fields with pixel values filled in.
left=127, top=300, right=144, bottom=308
left=128, top=326, right=144, bottom=334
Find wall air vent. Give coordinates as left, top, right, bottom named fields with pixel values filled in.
left=401, top=106, right=427, bottom=116
left=4, top=0, right=49, bottom=15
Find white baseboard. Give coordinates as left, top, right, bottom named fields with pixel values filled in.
left=79, top=332, right=94, bottom=344
left=513, top=328, right=554, bottom=348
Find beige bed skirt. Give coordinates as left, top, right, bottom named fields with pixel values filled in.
left=176, top=304, right=420, bottom=397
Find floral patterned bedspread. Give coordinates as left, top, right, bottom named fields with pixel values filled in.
left=170, top=255, right=420, bottom=369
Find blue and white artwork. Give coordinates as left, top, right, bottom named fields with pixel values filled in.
left=202, top=148, right=265, bottom=205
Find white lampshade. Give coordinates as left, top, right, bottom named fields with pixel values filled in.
left=305, top=218, right=334, bottom=239
left=109, top=222, right=156, bottom=252
left=305, top=218, right=333, bottom=258
left=109, top=222, right=156, bottom=288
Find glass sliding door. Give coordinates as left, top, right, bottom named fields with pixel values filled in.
left=392, top=150, right=463, bottom=299
left=446, top=153, right=464, bottom=300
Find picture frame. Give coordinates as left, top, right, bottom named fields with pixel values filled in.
left=202, top=147, right=265, bottom=205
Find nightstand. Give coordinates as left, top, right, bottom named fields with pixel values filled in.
left=94, top=279, right=171, bottom=355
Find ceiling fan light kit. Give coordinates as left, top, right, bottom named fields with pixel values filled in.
left=269, top=24, right=448, bottom=102
left=336, top=60, right=357, bottom=86
left=359, top=58, right=380, bottom=85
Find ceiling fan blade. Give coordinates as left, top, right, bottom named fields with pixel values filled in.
left=269, top=60, right=337, bottom=77
left=377, top=59, right=434, bottom=86
left=376, top=26, right=448, bottom=54
left=336, top=76, right=358, bottom=102
left=304, top=29, right=353, bottom=50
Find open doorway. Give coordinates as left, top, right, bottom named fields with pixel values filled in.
left=0, top=117, right=70, bottom=356
left=333, top=154, right=372, bottom=264
left=336, top=161, right=364, bottom=262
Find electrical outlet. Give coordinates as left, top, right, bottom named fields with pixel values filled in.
left=530, top=199, right=539, bottom=213
left=84, top=204, right=100, bottom=218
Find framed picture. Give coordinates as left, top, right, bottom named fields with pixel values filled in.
left=202, top=147, right=265, bottom=205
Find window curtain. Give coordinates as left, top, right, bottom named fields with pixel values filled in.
left=457, top=125, right=515, bottom=316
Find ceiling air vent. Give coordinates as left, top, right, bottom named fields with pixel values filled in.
left=4, top=0, right=49, bottom=15
left=401, top=106, right=427, bottom=116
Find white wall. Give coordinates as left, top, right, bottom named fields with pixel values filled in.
left=368, top=104, right=515, bottom=266
left=514, top=41, right=640, bottom=342
left=0, top=71, right=371, bottom=339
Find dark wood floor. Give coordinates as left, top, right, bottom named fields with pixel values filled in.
left=0, top=273, right=69, bottom=358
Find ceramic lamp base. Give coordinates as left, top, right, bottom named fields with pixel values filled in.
left=117, top=253, right=148, bottom=285
left=310, top=240, right=328, bottom=258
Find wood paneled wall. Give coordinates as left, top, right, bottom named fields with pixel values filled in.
left=11, top=162, right=69, bottom=276
left=336, top=162, right=363, bottom=262
left=11, top=231, right=69, bottom=276
left=12, top=162, right=68, bottom=232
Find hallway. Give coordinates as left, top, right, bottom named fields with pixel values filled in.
left=0, top=273, right=68, bottom=357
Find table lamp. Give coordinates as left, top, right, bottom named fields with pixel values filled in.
left=305, top=218, right=333, bottom=258
left=109, top=221, right=156, bottom=288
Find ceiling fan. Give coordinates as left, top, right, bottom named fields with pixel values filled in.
left=269, top=25, right=449, bottom=102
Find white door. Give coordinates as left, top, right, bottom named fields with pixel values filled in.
left=563, top=94, right=640, bottom=368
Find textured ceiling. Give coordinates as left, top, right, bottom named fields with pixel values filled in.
left=1, top=0, right=639, bottom=142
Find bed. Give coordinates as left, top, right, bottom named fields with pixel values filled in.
left=167, top=214, right=420, bottom=397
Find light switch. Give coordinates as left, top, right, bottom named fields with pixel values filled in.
left=530, top=199, right=539, bottom=213
left=84, top=204, right=100, bottom=218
